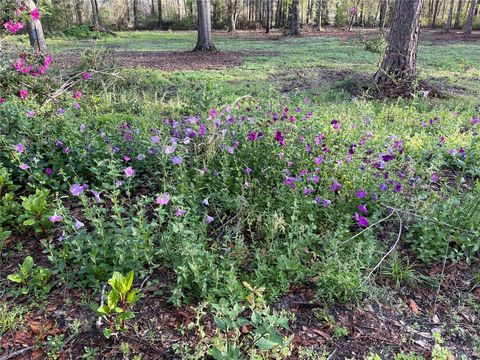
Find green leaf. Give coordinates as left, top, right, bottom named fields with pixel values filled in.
left=251, top=311, right=262, bottom=326
left=21, top=256, right=34, bottom=272
left=214, top=317, right=227, bottom=332
left=7, top=273, right=22, bottom=283
left=103, top=328, right=113, bottom=339
left=124, top=271, right=134, bottom=292
left=23, top=219, right=36, bottom=226
left=256, top=337, right=278, bottom=351
left=107, top=290, right=119, bottom=309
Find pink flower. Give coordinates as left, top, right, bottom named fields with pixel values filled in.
left=29, top=7, right=40, bottom=21
left=83, top=72, right=91, bottom=80
left=14, top=143, right=25, bottom=154
left=73, top=91, right=83, bottom=99
left=3, top=20, right=23, bottom=34
left=19, top=89, right=29, bottom=100
left=124, top=166, right=135, bottom=177
left=0, top=98, right=5, bottom=105
left=44, top=54, right=53, bottom=67
left=156, top=193, right=171, bottom=205
left=19, top=163, right=29, bottom=170
left=49, top=214, right=62, bottom=223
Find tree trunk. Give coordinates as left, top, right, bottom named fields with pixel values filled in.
left=194, top=0, right=216, bottom=51
left=157, top=0, right=163, bottom=28
left=133, top=0, right=139, bottom=28
left=379, top=0, right=388, bottom=28
left=266, top=0, right=271, bottom=33
left=290, top=0, right=299, bottom=35
left=151, top=0, right=155, bottom=15
left=90, top=0, right=100, bottom=26
left=464, top=0, right=478, bottom=33
left=431, top=0, right=440, bottom=27
left=75, top=0, right=83, bottom=24
left=23, top=0, right=47, bottom=53
left=374, top=0, right=424, bottom=94
left=444, top=0, right=455, bottom=31
left=228, top=0, right=238, bottom=32
left=316, top=0, right=323, bottom=30
left=454, top=0, right=463, bottom=27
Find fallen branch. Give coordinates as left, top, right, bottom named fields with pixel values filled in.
left=0, top=347, right=33, bottom=360
left=365, top=209, right=403, bottom=281
left=338, top=210, right=395, bottom=248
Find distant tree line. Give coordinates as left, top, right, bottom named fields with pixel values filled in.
left=39, top=0, right=479, bottom=33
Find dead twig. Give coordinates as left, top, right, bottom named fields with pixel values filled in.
left=365, top=209, right=403, bottom=281
left=0, top=347, right=33, bottom=360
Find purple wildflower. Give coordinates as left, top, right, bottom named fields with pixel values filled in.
left=124, top=167, right=135, bottom=177
left=156, top=193, right=171, bottom=205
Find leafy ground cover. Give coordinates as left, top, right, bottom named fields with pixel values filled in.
left=0, top=29, right=479, bottom=359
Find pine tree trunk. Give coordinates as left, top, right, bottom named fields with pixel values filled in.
left=157, top=0, right=163, bottom=28
left=374, top=0, right=424, bottom=94
left=23, top=0, right=47, bottom=53
left=444, top=0, right=455, bottom=31
left=379, top=0, right=388, bottom=28
left=75, top=0, right=83, bottom=24
left=194, top=0, right=216, bottom=51
left=266, top=0, right=271, bottom=33
left=290, top=0, right=299, bottom=35
left=454, top=0, right=463, bottom=27
left=133, top=0, right=139, bottom=28
left=464, top=0, right=478, bottom=33
left=431, top=0, right=440, bottom=27
left=316, top=0, right=322, bottom=30
left=91, top=0, right=100, bottom=26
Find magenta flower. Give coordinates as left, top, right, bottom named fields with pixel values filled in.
left=357, top=204, right=368, bottom=214
left=83, top=72, right=91, bottom=80
left=19, top=89, right=28, bottom=100
left=124, top=167, right=135, bottom=177
left=72, top=91, right=83, bottom=99
left=49, top=214, right=62, bottom=223
left=354, top=213, right=369, bottom=227
left=19, top=163, right=29, bottom=170
left=29, top=7, right=40, bottom=21
left=355, top=189, right=367, bottom=199
left=3, top=20, right=23, bottom=34
left=245, top=167, right=252, bottom=174
left=44, top=167, right=53, bottom=176
left=331, top=119, right=340, bottom=131
left=0, top=98, right=5, bottom=104
left=247, top=132, right=257, bottom=141
left=274, top=131, right=285, bottom=146
left=330, top=179, right=341, bottom=193
left=156, top=193, right=170, bottom=205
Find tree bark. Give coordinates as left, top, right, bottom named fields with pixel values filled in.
left=266, top=0, right=271, bottom=33
left=464, top=0, right=478, bottom=33
left=194, top=0, right=216, bottom=51
left=379, top=0, right=388, bottom=28
left=431, top=0, right=440, bottom=27
left=228, top=0, right=238, bottom=32
left=157, top=0, right=163, bottom=28
left=23, top=0, right=47, bottom=53
left=151, top=0, right=155, bottom=15
left=90, top=0, right=100, bottom=26
left=74, top=0, right=83, bottom=24
left=444, top=0, right=455, bottom=31
left=316, top=0, right=322, bottom=30
left=454, top=0, right=463, bottom=27
left=133, top=0, right=139, bottom=28
left=374, top=0, right=424, bottom=94
left=290, top=0, right=299, bottom=35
